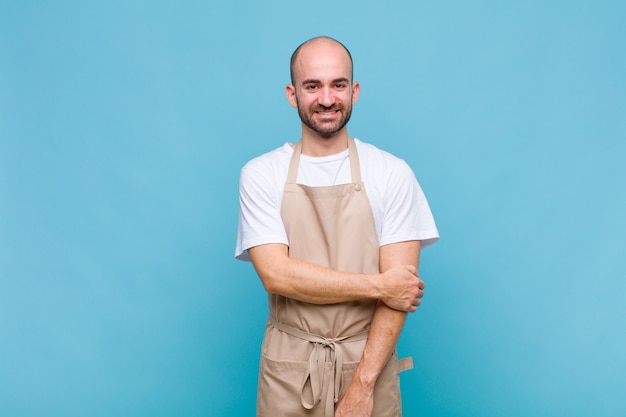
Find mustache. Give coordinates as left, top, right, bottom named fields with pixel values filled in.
left=313, top=104, right=344, bottom=112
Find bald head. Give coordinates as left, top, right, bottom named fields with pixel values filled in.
left=290, top=36, right=353, bottom=85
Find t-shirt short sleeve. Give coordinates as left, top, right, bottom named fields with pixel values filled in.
left=235, top=163, right=288, bottom=261
left=378, top=158, right=439, bottom=249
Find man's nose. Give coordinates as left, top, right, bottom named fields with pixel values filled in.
left=318, top=87, right=335, bottom=107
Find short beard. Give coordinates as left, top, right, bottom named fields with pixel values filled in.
left=297, top=101, right=352, bottom=138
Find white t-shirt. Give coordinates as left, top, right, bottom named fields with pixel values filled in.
left=235, top=138, right=439, bottom=261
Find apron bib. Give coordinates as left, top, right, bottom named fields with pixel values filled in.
left=256, top=138, right=411, bottom=417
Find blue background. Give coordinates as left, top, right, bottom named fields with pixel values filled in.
left=1, top=1, right=625, bottom=416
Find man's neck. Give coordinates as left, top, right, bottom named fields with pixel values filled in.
left=300, top=129, right=350, bottom=157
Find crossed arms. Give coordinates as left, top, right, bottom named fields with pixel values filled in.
left=248, top=240, right=422, bottom=417
left=248, top=241, right=423, bottom=311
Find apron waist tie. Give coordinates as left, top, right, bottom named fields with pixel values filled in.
left=269, top=316, right=369, bottom=417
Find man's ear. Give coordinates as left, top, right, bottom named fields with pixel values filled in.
left=286, top=84, right=298, bottom=108
left=351, top=81, right=361, bottom=105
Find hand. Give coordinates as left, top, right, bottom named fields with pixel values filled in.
left=376, top=265, right=425, bottom=312
left=334, top=380, right=374, bottom=417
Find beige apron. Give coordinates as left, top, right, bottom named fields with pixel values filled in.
left=257, top=138, right=413, bottom=417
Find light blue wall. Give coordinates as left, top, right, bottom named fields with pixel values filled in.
left=1, top=1, right=625, bottom=416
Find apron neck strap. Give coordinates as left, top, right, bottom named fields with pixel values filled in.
left=286, top=138, right=361, bottom=184
left=347, top=137, right=362, bottom=183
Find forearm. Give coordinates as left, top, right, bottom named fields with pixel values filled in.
left=352, top=302, right=407, bottom=388
left=248, top=243, right=380, bottom=304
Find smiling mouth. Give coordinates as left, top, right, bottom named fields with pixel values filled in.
left=315, top=109, right=340, bottom=116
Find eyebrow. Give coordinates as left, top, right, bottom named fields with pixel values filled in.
left=301, top=77, right=350, bottom=85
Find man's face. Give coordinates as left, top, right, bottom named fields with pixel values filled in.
left=288, top=41, right=359, bottom=138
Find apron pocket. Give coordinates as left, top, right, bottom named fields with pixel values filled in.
left=337, top=351, right=407, bottom=417
left=257, top=353, right=331, bottom=417
left=337, top=360, right=360, bottom=400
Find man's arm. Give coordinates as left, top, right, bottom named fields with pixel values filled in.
left=335, top=240, right=421, bottom=417
left=248, top=243, right=423, bottom=312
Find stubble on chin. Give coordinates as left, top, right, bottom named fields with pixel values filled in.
left=297, top=105, right=352, bottom=138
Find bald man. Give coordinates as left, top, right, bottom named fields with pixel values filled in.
left=235, top=36, right=439, bottom=417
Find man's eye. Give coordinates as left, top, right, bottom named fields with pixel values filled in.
left=305, top=85, right=317, bottom=90
left=335, top=83, right=346, bottom=89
